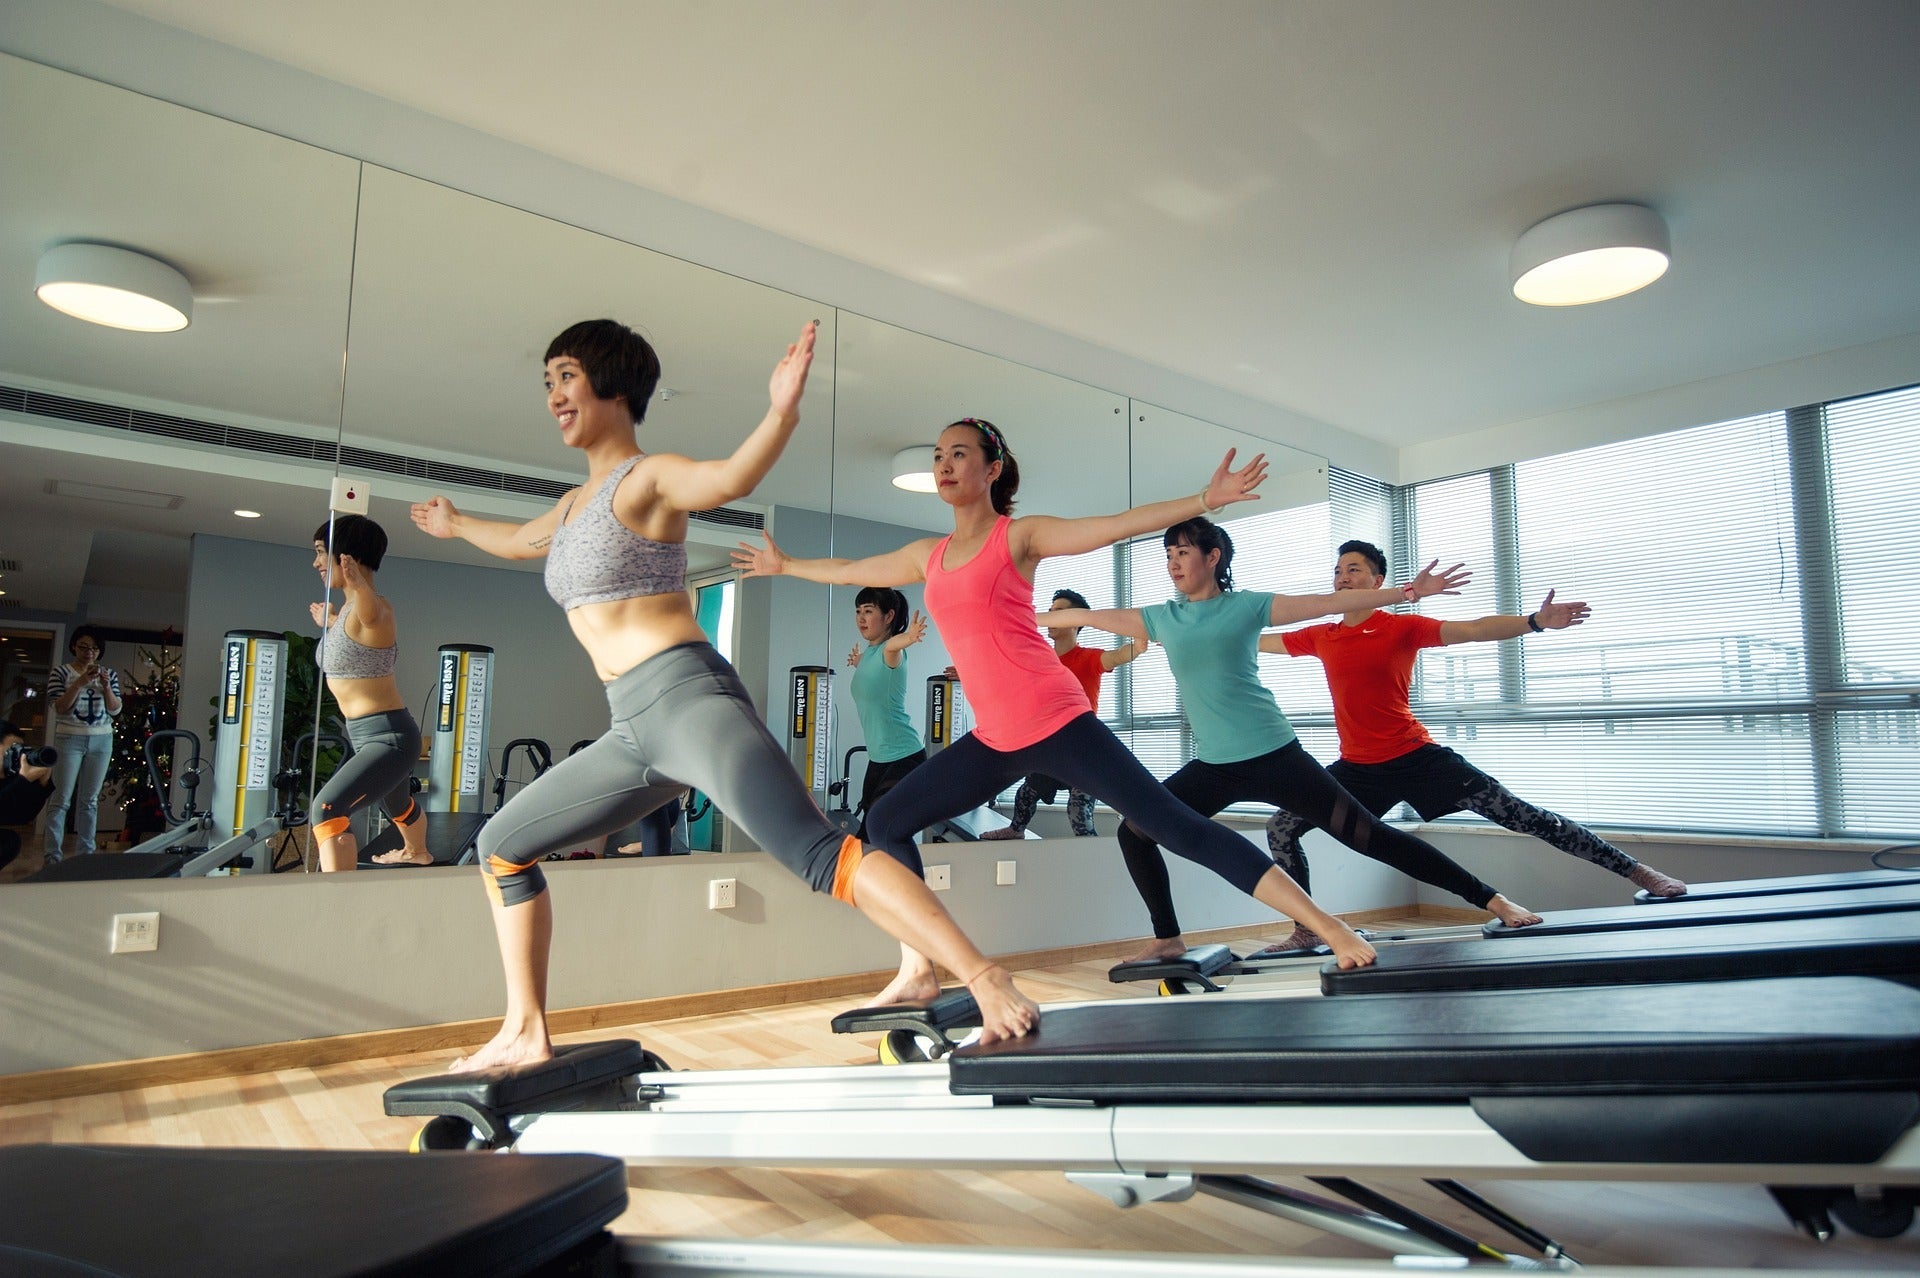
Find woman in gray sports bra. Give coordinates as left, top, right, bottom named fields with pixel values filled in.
left=308, top=514, right=429, bottom=871
left=409, top=318, right=1039, bottom=1074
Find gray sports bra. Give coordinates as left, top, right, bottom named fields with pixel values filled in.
left=318, top=600, right=397, bottom=680
left=544, top=454, right=688, bottom=610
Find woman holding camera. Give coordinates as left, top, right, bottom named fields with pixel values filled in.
left=44, top=626, right=121, bottom=862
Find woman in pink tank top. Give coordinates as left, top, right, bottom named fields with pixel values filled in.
left=736, top=419, right=1375, bottom=1008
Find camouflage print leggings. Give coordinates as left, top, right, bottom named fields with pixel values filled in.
left=1006, top=774, right=1097, bottom=836
left=1266, top=770, right=1638, bottom=887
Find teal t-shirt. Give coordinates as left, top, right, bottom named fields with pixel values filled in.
left=849, top=642, right=923, bottom=764
left=1141, top=590, right=1298, bottom=764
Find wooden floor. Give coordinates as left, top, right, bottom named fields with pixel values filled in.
left=2, top=932, right=1914, bottom=1270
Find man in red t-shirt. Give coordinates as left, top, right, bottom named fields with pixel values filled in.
left=982, top=588, right=1139, bottom=839
left=1257, top=540, right=1686, bottom=900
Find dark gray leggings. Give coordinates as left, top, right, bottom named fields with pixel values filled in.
left=867, top=713, right=1279, bottom=894
left=310, top=709, right=421, bottom=835
left=1118, top=741, right=1500, bottom=940
left=476, top=643, right=848, bottom=906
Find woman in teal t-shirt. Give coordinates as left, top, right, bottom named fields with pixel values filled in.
left=846, top=586, right=930, bottom=838
left=1047, top=516, right=1541, bottom=961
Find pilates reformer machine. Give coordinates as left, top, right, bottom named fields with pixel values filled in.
left=383, top=970, right=1920, bottom=1264
left=1110, top=871, right=1920, bottom=995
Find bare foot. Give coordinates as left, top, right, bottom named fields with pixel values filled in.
left=1323, top=922, right=1376, bottom=970
left=1254, top=924, right=1323, bottom=955
left=448, top=1026, right=553, bottom=1074
left=867, top=964, right=942, bottom=1008
left=1125, top=936, right=1189, bottom=963
left=372, top=846, right=434, bottom=866
left=1629, top=864, right=1688, bottom=898
left=966, top=965, right=1040, bottom=1044
left=1487, top=894, right=1543, bottom=928
left=979, top=827, right=1023, bottom=841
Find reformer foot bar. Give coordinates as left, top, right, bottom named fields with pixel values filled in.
left=386, top=976, right=1920, bottom=1259
left=1635, top=864, right=1919, bottom=905
left=0, top=1143, right=1870, bottom=1276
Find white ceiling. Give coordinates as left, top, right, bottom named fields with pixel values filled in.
left=94, top=0, right=1920, bottom=448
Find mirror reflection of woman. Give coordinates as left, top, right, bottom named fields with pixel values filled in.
left=845, top=587, right=930, bottom=840
left=411, top=319, right=1038, bottom=1073
left=43, top=626, right=120, bottom=863
left=308, top=515, right=431, bottom=871
left=1045, top=516, right=1541, bottom=960
left=735, top=419, right=1377, bottom=1011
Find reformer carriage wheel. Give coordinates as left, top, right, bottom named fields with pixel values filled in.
left=411, top=1115, right=484, bottom=1152
left=637, top=1049, right=673, bottom=1074
left=877, top=1029, right=941, bottom=1065
left=1832, top=1188, right=1915, bottom=1238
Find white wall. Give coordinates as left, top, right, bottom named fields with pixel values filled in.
left=0, top=829, right=1302, bottom=1074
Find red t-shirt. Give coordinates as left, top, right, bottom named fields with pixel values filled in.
left=1281, top=611, right=1446, bottom=764
left=1058, top=645, right=1107, bottom=713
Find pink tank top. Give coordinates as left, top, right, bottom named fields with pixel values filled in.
left=923, top=516, right=1093, bottom=750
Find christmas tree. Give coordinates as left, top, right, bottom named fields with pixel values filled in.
left=109, top=630, right=181, bottom=841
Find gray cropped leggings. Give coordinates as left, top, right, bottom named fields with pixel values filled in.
left=310, top=709, right=421, bottom=839
left=476, top=643, right=853, bottom=906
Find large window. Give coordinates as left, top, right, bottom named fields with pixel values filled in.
left=1395, top=388, right=1918, bottom=840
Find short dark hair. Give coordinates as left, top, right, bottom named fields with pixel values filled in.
left=1338, top=539, right=1388, bottom=578
left=854, top=586, right=910, bottom=637
left=313, top=514, right=389, bottom=571
left=950, top=419, right=1020, bottom=515
left=1164, top=517, right=1235, bottom=592
left=546, top=319, right=663, bottom=425
left=68, top=625, right=107, bottom=655
left=1048, top=588, right=1091, bottom=635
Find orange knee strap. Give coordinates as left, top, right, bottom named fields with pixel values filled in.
left=392, top=799, right=419, bottom=827
left=830, top=835, right=865, bottom=903
left=312, top=816, right=353, bottom=842
left=487, top=852, right=541, bottom=878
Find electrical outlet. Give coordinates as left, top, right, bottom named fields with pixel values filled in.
left=996, top=860, right=1017, bottom=886
left=707, top=878, right=737, bottom=910
left=926, top=863, right=952, bottom=891
left=110, top=912, right=159, bottom=954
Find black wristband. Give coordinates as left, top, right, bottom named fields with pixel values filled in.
left=1526, top=613, right=1543, bottom=633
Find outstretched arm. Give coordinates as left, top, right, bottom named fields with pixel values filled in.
left=1265, top=559, right=1471, bottom=626
left=1039, top=606, right=1150, bottom=647
left=732, top=530, right=936, bottom=589
left=645, top=322, right=817, bottom=512
left=1013, top=449, right=1267, bottom=563
left=881, top=611, right=929, bottom=667
left=412, top=494, right=565, bottom=561
left=1100, top=637, right=1141, bottom=670
left=1440, top=589, right=1590, bottom=644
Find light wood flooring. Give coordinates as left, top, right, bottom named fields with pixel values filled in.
left=1, top=934, right=1914, bottom=1269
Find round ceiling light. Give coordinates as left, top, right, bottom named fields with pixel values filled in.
left=1511, top=203, right=1669, bottom=307
left=891, top=445, right=937, bottom=493
left=35, top=243, right=193, bottom=332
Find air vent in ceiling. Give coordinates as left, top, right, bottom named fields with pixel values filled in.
left=1, top=382, right=763, bottom=531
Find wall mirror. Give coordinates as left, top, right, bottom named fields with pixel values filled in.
left=0, top=53, right=359, bottom=878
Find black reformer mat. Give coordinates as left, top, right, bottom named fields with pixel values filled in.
left=1483, top=881, right=1920, bottom=937
left=1324, top=909, right=1920, bottom=996
left=21, top=851, right=187, bottom=882
left=0, top=1144, right=625, bottom=1277
left=1635, top=865, right=1918, bottom=905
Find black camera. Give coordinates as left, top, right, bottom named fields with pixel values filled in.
left=3, top=744, right=57, bottom=777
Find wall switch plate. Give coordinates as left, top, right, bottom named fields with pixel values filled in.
left=707, top=878, right=737, bottom=910
left=996, top=860, right=1016, bottom=886
left=111, top=912, right=159, bottom=954
left=926, top=864, right=952, bottom=891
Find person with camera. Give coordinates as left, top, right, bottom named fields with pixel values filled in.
left=0, top=718, right=57, bottom=873
left=44, top=626, right=122, bottom=863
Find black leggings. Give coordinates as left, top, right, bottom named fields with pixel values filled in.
left=1117, top=741, right=1499, bottom=940
left=855, top=749, right=928, bottom=840
left=866, top=713, right=1276, bottom=894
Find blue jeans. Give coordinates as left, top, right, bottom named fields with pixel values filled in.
left=46, top=731, right=113, bottom=859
